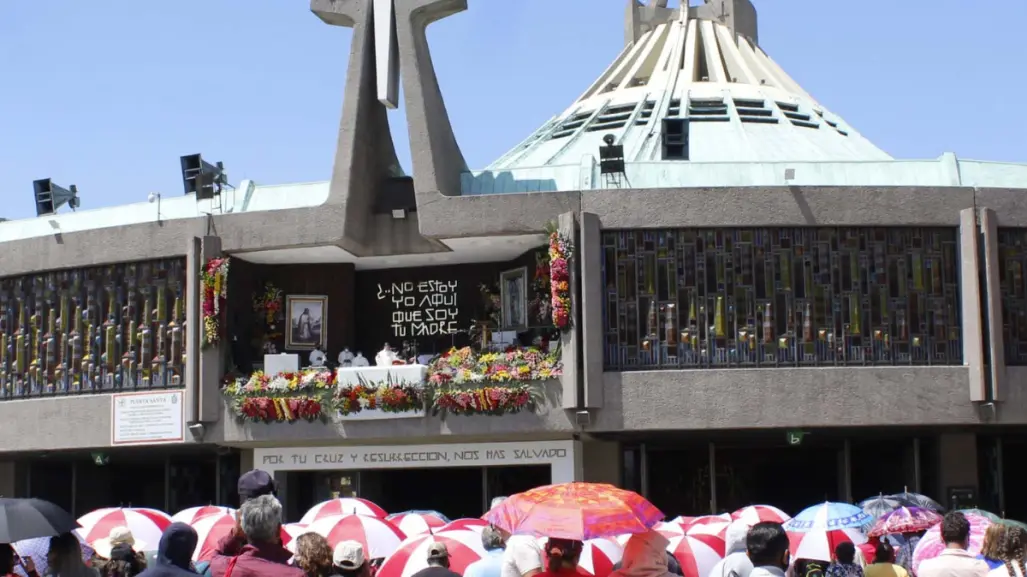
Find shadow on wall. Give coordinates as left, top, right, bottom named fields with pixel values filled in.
left=461, top=171, right=559, bottom=195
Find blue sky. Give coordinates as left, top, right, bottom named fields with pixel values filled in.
left=1, top=0, right=1024, bottom=220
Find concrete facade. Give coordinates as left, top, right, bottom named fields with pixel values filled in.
left=1, top=0, right=1026, bottom=482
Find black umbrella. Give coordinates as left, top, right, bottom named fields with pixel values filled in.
left=0, top=498, right=79, bottom=543
left=889, top=490, right=946, bottom=513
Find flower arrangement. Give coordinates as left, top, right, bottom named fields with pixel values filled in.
left=427, top=346, right=561, bottom=386
left=529, top=251, right=552, bottom=325
left=223, top=369, right=428, bottom=423
left=252, top=282, right=283, bottom=325
left=335, top=374, right=426, bottom=416
left=201, top=257, right=230, bottom=347
left=547, top=224, right=573, bottom=330
left=223, top=369, right=335, bottom=423
left=432, top=384, right=539, bottom=417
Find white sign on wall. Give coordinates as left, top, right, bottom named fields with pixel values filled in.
left=111, top=390, right=185, bottom=446
left=254, top=440, right=580, bottom=484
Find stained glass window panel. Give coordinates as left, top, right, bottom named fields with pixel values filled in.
left=601, top=228, right=962, bottom=369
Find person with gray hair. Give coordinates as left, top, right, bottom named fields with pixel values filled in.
left=464, top=526, right=507, bottom=577
left=208, top=495, right=303, bottom=577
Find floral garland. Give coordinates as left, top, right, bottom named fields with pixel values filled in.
left=335, top=378, right=426, bottom=415
left=547, top=226, right=573, bottom=330
left=432, top=384, right=540, bottom=417
left=223, top=369, right=335, bottom=423
left=223, top=369, right=427, bottom=423
left=252, top=282, right=283, bottom=325
left=426, top=346, right=562, bottom=386
left=201, top=257, right=230, bottom=347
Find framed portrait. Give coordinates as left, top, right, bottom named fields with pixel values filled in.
left=286, top=295, right=328, bottom=350
left=500, top=267, right=528, bottom=331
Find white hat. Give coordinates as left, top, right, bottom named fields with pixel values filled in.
left=333, top=540, right=365, bottom=570
left=92, top=526, right=145, bottom=559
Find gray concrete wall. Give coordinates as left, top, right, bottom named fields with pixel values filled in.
left=592, top=366, right=1027, bottom=431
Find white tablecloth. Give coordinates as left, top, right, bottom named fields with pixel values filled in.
left=335, top=364, right=427, bottom=387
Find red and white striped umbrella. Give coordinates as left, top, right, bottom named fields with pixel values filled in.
left=190, top=513, right=294, bottom=562
left=76, top=508, right=172, bottom=551
left=539, top=537, right=622, bottom=577
left=283, top=523, right=310, bottom=541
left=292, top=514, right=405, bottom=559
left=439, top=518, right=488, bottom=533
left=615, top=522, right=687, bottom=546
left=666, top=535, right=724, bottom=577
left=387, top=513, right=447, bottom=536
left=379, top=531, right=487, bottom=577
left=171, top=506, right=236, bottom=525
left=685, top=519, right=731, bottom=541
left=300, top=498, right=388, bottom=523
left=788, top=528, right=867, bottom=563
left=732, top=506, right=791, bottom=525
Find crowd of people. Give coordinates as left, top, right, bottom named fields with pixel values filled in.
left=0, top=472, right=1018, bottom=577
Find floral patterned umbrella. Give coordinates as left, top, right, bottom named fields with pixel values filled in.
left=958, top=509, right=1001, bottom=522
left=867, top=507, right=943, bottom=538
left=911, top=513, right=991, bottom=574
left=482, top=482, right=664, bottom=540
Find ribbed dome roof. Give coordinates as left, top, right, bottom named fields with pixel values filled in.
left=488, top=1, right=890, bottom=171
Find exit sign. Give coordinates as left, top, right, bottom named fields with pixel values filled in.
left=786, top=431, right=806, bottom=446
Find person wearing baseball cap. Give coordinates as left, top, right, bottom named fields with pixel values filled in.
left=409, top=542, right=460, bottom=577
left=333, top=541, right=370, bottom=577
left=196, top=470, right=288, bottom=576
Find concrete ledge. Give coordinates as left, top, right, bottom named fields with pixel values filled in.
left=975, top=188, right=1027, bottom=226
left=211, top=379, right=577, bottom=446
left=592, top=366, right=998, bottom=431
left=581, top=186, right=975, bottom=229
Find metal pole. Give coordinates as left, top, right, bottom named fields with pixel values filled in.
left=481, top=467, right=489, bottom=514
left=913, top=438, right=922, bottom=493
left=997, top=437, right=1006, bottom=516
left=640, top=443, right=649, bottom=499
left=842, top=439, right=852, bottom=503
left=709, top=442, right=717, bottom=514
left=164, top=455, right=171, bottom=513
left=70, top=460, right=78, bottom=518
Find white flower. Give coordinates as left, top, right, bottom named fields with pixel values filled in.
left=269, top=376, right=290, bottom=391
left=358, top=396, right=371, bottom=409
left=301, top=371, right=317, bottom=385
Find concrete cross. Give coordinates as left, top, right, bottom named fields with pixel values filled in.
left=373, top=0, right=400, bottom=109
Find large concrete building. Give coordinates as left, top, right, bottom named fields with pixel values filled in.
left=3, top=0, right=1027, bottom=520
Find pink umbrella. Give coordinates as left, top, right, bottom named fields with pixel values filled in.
left=378, top=531, right=487, bottom=577
left=538, top=537, right=623, bottom=577
left=867, top=507, right=943, bottom=538
left=666, top=535, right=724, bottom=577
left=439, top=518, right=488, bottom=533
left=190, top=513, right=293, bottom=561
left=300, top=498, right=388, bottom=523
left=912, top=513, right=991, bottom=574
left=732, top=506, right=791, bottom=525
left=76, top=507, right=172, bottom=552
left=293, top=514, right=405, bottom=559
left=387, top=512, right=448, bottom=536
left=171, top=506, right=236, bottom=525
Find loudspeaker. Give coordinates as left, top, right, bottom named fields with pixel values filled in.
left=33, top=179, right=80, bottom=216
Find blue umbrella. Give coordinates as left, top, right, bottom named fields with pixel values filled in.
left=859, top=494, right=903, bottom=521
left=785, top=501, right=873, bottom=532
left=889, top=490, right=945, bottom=513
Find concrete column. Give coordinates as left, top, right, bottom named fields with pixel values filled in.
left=935, top=433, right=979, bottom=507
left=581, top=440, right=621, bottom=485
left=959, top=208, right=987, bottom=401
left=580, top=213, right=604, bottom=408
left=198, top=236, right=224, bottom=423
left=559, top=212, right=580, bottom=410
left=185, top=237, right=202, bottom=428
left=980, top=209, right=1006, bottom=401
